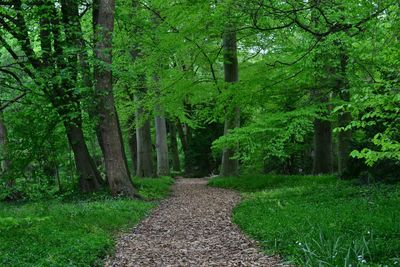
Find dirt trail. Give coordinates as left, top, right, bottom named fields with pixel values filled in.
left=106, top=178, right=282, bottom=266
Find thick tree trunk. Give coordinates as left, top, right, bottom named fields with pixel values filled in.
left=44, top=0, right=104, bottom=192
left=220, top=25, right=240, bottom=177
left=136, top=121, right=154, bottom=178
left=310, top=0, right=333, bottom=175
left=1, top=0, right=103, bottom=193
left=221, top=107, right=240, bottom=176
left=136, top=103, right=154, bottom=177
left=169, top=122, right=181, bottom=172
left=154, top=107, right=169, bottom=176
left=312, top=109, right=333, bottom=174
left=94, top=0, right=136, bottom=197
left=65, top=122, right=103, bottom=192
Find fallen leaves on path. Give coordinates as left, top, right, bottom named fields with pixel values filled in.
left=106, top=178, right=283, bottom=267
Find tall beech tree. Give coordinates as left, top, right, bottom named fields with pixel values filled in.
left=220, top=24, right=240, bottom=177
left=135, top=92, right=154, bottom=177
left=310, top=0, right=333, bottom=175
left=94, top=0, right=136, bottom=196
left=154, top=104, right=169, bottom=176
left=336, top=47, right=352, bottom=178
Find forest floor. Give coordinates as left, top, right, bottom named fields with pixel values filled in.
left=209, top=175, right=400, bottom=266
left=0, top=176, right=173, bottom=266
left=106, top=178, right=282, bottom=266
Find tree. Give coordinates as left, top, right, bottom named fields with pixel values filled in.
left=94, top=0, right=136, bottom=196
left=335, top=44, right=352, bottom=177
left=220, top=23, right=240, bottom=177
left=0, top=109, right=11, bottom=181
left=154, top=105, right=169, bottom=176
left=136, top=91, right=154, bottom=177
left=310, top=0, right=333, bottom=175
left=0, top=0, right=104, bottom=192
left=169, top=121, right=181, bottom=172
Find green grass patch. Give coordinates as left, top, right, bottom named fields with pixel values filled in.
left=0, top=176, right=173, bottom=266
left=133, top=176, right=174, bottom=200
left=209, top=175, right=400, bottom=266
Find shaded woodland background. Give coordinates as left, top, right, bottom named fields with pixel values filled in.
left=0, top=0, right=398, bottom=199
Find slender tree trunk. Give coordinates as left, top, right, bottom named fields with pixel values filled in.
left=136, top=99, right=154, bottom=177
left=154, top=105, right=169, bottom=176
left=176, top=121, right=193, bottom=176
left=220, top=25, right=240, bottom=177
left=127, top=115, right=138, bottom=172
left=72, top=0, right=104, bottom=169
left=65, top=122, right=103, bottom=192
left=169, top=122, right=180, bottom=172
left=337, top=51, right=352, bottom=177
left=0, top=111, right=12, bottom=187
left=94, top=0, right=136, bottom=197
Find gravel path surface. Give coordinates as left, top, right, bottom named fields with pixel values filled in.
left=106, top=178, right=282, bottom=267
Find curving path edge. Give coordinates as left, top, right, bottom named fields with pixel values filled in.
left=106, top=178, right=283, bottom=267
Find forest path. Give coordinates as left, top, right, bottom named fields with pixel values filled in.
left=106, top=178, right=281, bottom=267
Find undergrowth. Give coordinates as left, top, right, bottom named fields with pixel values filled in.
left=0, top=176, right=173, bottom=266
left=209, top=175, right=400, bottom=266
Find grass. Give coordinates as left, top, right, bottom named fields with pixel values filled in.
left=0, top=176, right=174, bottom=266
left=209, top=175, right=400, bottom=266
left=134, top=176, right=174, bottom=200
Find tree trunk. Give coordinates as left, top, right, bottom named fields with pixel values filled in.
left=94, top=0, right=136, bottom=197
left=221, top=107, right=240, bottom=176
left=169, top=122, right=180, bottom=172
left=65, top=122, right=103, bottom=192
left=49, top=0, right=104, bottom=192
left=337, top=51, right=352, bottom=177
left=310, top=0, right=333, bottom=175
left=176, top=121, right=193, bottom=176
left=127, top=115, right=138, bottom=172
left=0, top=111, right=12, bottom=187
left=220, top=25, right=240, bottom=177
left=312, top=107, right=333, bottom=174
left=154, top=106, right=169, bottom=176
left=136, top=101, right=154, bottom=177
left=1, top=0, right=104, bottom=193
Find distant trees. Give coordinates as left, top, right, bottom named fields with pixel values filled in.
left=0, top=0, right=398, bottom=200
left=211, top=0, right=398, bottom=179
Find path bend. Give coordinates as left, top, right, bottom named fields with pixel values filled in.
left=106, top=178, right=282, bottom=267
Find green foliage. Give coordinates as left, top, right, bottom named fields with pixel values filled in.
left=336, top=3, right=400, bottom=167
left=209, top=175, right=400, bottom=266
left=212, top=108, right=316, bottom=174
